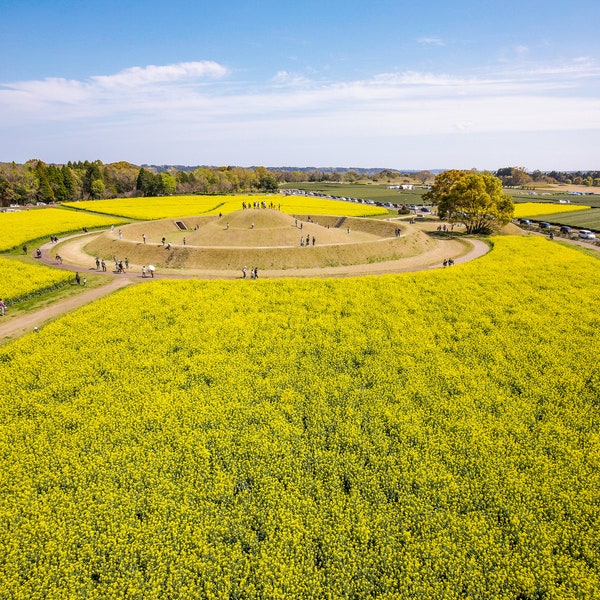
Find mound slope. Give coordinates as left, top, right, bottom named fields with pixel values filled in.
left=82, top=210, right=430, bottom=271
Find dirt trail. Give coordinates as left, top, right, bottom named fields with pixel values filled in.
left=47, top=228, right=489, bottom=279
left=0, top=277, right=134, bottom=343
left=2, top=229, right=489, bottom=343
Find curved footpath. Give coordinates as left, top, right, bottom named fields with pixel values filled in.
left=3, top=227, right=597, bottom=345
left=2, top=232, right=490, bottom=343
left=38, top=229, right=490, bottom=279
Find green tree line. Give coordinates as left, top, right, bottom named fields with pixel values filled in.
left=495, top=166, right=600, bottom=187
left=0, top=160, right=434, bottom=206
left=0, top=161, right=284, bottom=206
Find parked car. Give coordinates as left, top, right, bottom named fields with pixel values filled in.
left=578, top=230, right=596, bottom=240
left=559, top=225, right=573, bottom=234
left=419, top=206, right=431, bottom=213
left=518, top=219, right=531, bottom=226
left=538, top=222, right=552, bottom=229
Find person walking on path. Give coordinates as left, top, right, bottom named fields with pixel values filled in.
left=142, top=266, right=147, bottom=278
left=83, top=277, right=87, bottom=287
left=101, top=260, right=106, bottom=272
left=75, top=272, right=81, bottom=285
left=0, top=299, right=7, bottom=316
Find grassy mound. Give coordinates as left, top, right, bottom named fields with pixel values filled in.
left=82, top=211, right=432, bottom=270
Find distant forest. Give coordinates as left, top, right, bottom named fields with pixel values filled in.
left=0, top=160, right=598, bottom=206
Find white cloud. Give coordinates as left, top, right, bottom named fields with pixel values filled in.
left=418, top=37, right=444, bottom=46
left=1, top=58, right=599, bottom=167
left=271, top=70, right=312, bottom=88
left=0, top=61, right=228, bottom=111
left=91, top=61, right=227, bottom=88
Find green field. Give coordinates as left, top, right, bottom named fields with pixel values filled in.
left=520, top=208, right=600, bottom=230
left=279, top=182, right=428, bottom=205
left=509, top=191, right=600, bottom=209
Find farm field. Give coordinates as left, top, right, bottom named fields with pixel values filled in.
left=523, top=209, right=600, bottom=231
left=513, top=203, right=600, bottom=231
left=0, top=208, right=126, bottom=252
left=63, top=194, right=388, bottom=220
left=0, top=236, right=598, bottom=598
left=510, top=192, right=600, bottom=209
left=513, top=203, right=590, bottom=219
left=279, top=182, right=427, bottom=205
left=0, top=256, right=72, bottom=305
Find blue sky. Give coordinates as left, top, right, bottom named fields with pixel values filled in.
left=1, top=0, right=599, bottom=170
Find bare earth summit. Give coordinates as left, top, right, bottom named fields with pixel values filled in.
left=1, top=223, right=489, bottom=343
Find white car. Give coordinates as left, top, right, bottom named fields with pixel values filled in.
left=579, top=230, right=596, bottom=240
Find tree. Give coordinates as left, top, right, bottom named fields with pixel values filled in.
left=90, top=179, right=105, bottom=199
left=254, top=167, right=278, bottom=193
left=496, top=167, right=532, bottom=187
left=158, top=172, right=177, bottom=195
left=82, top=161, right=103, bottom=198
left=136, top=167, right=157, bottom=196
left=425, top=170, right=514, bottom=234
left=414, top=170, right=433, bottom=184
left=423, top=169, right=466, bottom=207
left=0, top=173, right=10, bottom=207
left=60, top=165, right=78, bottom=200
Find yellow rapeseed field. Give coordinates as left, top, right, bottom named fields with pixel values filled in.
left=0, top=208, right=126, bottom=251
left=0, top=236, right=598, bottom=598
left=63, top=194, right=388, bottom=220
left=513, top=202, right=590, bottom=218
left=0, top=257, right=72, bottom=304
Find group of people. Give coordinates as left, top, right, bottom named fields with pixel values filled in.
left=74, top=272, right=87, bottom=286
left=300, top=236, right=316, bottom=246
left=242, top=201, right=280, bottom=210
left=242, top=266, right=259, bottom=279
left=114, top=256, right=129, bottom=272
left=141, top=265, right=155, bottom=278
left=443, top=258, right=455, bottom=267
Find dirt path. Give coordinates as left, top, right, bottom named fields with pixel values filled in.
left=0, top=277, right=135, bottom=343
left=4, top=221, right=596, bottom=345
left=46, top=229, right=489, bottom=279
left=2, top=229, right=489, bottom=343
